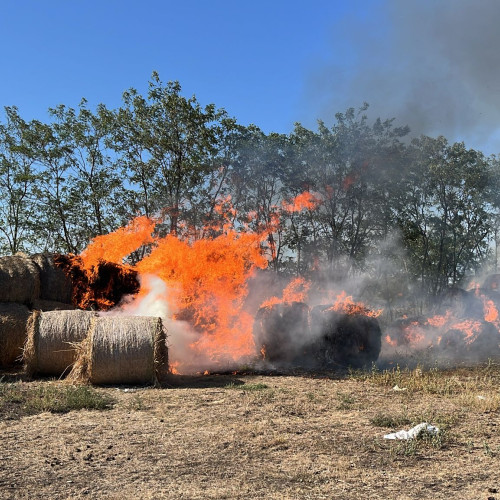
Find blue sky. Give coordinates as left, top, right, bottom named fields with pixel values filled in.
left=1, top=0, right=499, bottom=154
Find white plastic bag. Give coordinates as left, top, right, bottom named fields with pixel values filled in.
left=383, top=422, right=439, bottom=440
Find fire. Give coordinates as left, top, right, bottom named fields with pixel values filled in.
left=282, top=191, right=321, bottom=212
left=327, top=291, right=382, bottom=318
left=260, top=277, right=311, bottom=309
left=135, top=230, right=268, bottom=364
left=449, top=319, right=482, bottom=344
left=426, top=312, right=451, bottom=328
left=66, top=191, right=339, bottom=373
left=169, top=362, right=181, bottom=375
left=385, top=335, right=397, bottom=347
left=483, top=299, right=499, bottom=323
left=80, top=216, right=156, bottom=274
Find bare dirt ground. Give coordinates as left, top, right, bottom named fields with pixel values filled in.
left=1, top=364, right=499, bottom=500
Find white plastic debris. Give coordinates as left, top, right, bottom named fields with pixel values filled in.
left=383, top=422, right=439, bottom=440
left=477, top=395, right=486, bottom=400
left=392, top=385, right=408, bottom=392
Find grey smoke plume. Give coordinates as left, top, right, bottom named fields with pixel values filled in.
left=304, top=0, right=500, bottom=153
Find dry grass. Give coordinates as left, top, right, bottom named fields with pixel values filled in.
left=0, top=362, right=499, bottom=499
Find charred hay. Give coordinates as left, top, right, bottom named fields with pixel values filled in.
left=253, top=302, right=382, bottom=369
left=310, top=306, right=382, bottom=369
left=253, top=302, right=310, bottom=364
left=54, top=254, right=140, bottom=310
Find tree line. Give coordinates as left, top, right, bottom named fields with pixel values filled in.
left=1, top=72, right=499, bottom=310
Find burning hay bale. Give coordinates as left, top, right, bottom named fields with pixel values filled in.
left=54, top=254, right=140, bottom=310
left=437, top=321, right=500, bottom=360
left=31, top=253, right=73, bottom=304
left=24, top=310, right=97, bottom=377
left=384, top=316, right=432, bottom=348
left=253, top=302, right=311, bottom=364
left=0, top=303, right=31, bottom=368
left=0, top=254, right=40, bottom=305
left=311, top=306, right=382, bottom=369
left=69, top=316, right=168, bottom=385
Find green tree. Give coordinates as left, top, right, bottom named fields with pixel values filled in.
left=114, top=72, right=226, bottom=235
left=399, top=136, right=493, bottom=296
left=0, top=107, right=39, bottom=254
left=48, top=100, right=122, bottom=238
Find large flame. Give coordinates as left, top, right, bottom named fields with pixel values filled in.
left=74, top=193, right=327, bottom=372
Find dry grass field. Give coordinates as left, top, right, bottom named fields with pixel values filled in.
left=1, top=361, right=500, bottom=500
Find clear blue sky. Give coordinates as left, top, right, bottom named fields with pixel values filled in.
left=1, top=0, right=499, bottom=153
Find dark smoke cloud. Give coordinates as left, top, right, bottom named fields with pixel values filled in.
left=303, top=0, right=500, bottom=154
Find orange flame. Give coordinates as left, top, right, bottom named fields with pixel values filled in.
left=426, top=311, right=452, bottom=328
left=449, top=319, right=482, bottom=344
left=282, top=191, right=321, bottom=212
left=327, top=291, right=382, bottom=318
left=385, top=335, right=397, bottom=347
left=135, top=229, right=268, bottom=364
left=80, top=216, right=156, bottom=274
left=260, top=277, right=311, bottom=309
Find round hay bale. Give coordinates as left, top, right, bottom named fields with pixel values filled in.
left=311, top=306, right=382, bottom=369
left=70, top=316, right=168, bottom=385
left=0, top=254, right=40, bottom=305
left=253, top=302, right=310, bottom=363
left=384, top=316, right=430, bottom=347
left=0, top=302, right=31, bottom=368
left=438, top=321, right=500, bottom=361
left=24, top=310, right=96, bottom=377
left=31, top=253, right=73, bottom=304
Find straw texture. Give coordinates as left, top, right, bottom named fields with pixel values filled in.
left=71, top=316, right=168, bottom=385
left=24, top=310, right=96, bottom=376
left=0, top=302, right=30, bottom=367
left=31, top=253, right=73, bottom=304
left=0, top=254, right=40, bottom=304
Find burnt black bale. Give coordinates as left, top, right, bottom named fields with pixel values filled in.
left=438, top=321, right=500, bottom=361
left=384, top=316, right=429, bottom=347
left=53, top=254, right=140, bottom=310
left=310, top=305, right=382, bottom=369
left=253, top=302, right=310, bottom=364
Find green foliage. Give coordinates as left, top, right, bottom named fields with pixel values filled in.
left=0, top=74, right=498, bottom=307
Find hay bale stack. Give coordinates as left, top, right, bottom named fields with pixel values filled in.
left=24, top=310, right=96, bottom=377
left=31, top=253, right=73, bottom=304
left=70, top=316, right=168, bottom=385
left=0, top=303, right=31, bottom=368
left=0, top=254, right=40, bottom=305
